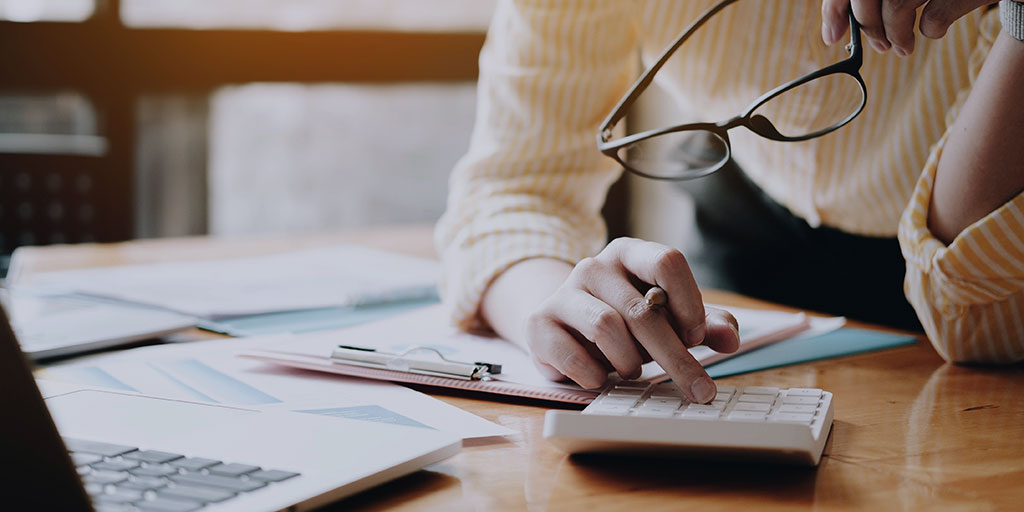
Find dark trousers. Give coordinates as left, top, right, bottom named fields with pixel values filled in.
left=675, top=160, right=922, bottom=331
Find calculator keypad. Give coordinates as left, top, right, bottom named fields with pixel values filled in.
left=584, top=382, right=828, bottom=428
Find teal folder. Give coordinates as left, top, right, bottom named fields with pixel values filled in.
left=198, top=297, right=439, bottom=337
left=706, top=328, right=918, bottom=379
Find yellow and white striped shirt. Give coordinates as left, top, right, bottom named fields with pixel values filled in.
left=436, top=0, right=1024, bottom=363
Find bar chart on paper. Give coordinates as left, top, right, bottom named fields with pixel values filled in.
left=37, top=337, right=515, bottom=439
left=44, top=358, right=283, bottom=406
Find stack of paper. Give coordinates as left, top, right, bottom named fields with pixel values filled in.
left=18, top=246, right=440, bottom=320
left=40, top=335, right=514, bottom=440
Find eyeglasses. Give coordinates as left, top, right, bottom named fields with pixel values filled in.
left=597, top=0, right=866, bottom=181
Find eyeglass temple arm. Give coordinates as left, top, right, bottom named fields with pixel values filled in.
left=599, top=0, right=741, bottom=135
left=846, top=10, right=863, bottom=62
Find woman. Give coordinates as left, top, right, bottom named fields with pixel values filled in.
left=436, top=0, right=1024, bottom=404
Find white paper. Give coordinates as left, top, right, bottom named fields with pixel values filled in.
left=18, top=246, right=439, bottom=319
left=262, top=305, right=584, bottom=391
left=41, top=335, right=513, bottom=440
left=256, top=303, right=824, bottom=391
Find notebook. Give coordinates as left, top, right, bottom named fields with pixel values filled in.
left=242, top=304, right=818, bottom=405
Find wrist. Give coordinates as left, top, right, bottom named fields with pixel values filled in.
left=480, top=257, right=572, bottom=345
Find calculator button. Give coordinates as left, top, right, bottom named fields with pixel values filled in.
left=584, top=403, right=632, bottom=415
left=710, top=400, right=729, bottom=410
left=635, top=406, right=676, bottom=418
left=769, top=413, right=815, bottom=424
left=713, top=391, right=733, bottom=402
left=650, top=384, right=684, bottom=398
left=743, top=386, right=780, bottom=395
left=715, top=385, right=737, bottom=395
left=781, top=395, right=820, bottom=405
left=644, top=397, right=682, bottom=408
left=733, top=402, right=771, bottom=412
left=726, top=411, right=767, bottom=422
left=779, top=404, right=818, bottom=414
left=685, top=404, right=718, bottom=411
left=737, top=394, right=775, bottom=404
left=680, top=408, right=721, bottom=420
left=607, top=387, right=645, bottom=397
left=615, top=381, right=650, bottom=389
left=785, top=388, right=823, bottom=398
left=599, top=396, right=639, bottom=407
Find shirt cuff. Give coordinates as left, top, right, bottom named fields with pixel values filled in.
left=899, top=140, right=1024, bottom=316
left=436, top=222, right=603, bottom=331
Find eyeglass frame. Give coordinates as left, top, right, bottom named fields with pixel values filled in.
left=597, top=0, right=867, bottom=181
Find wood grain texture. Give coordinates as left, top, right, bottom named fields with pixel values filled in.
left=12, top=225, right=1024, bottom=511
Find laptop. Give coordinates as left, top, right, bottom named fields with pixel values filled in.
left=0, top=303, right=461, bottom=511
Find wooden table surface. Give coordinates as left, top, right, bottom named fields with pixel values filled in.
left=10, top=225, right=1024, bottom=511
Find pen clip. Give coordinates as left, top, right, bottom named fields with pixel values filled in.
left=330, top=344, right=502, bottom=380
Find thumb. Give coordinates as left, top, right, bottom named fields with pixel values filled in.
left=920, top=0, right=991, bottom=39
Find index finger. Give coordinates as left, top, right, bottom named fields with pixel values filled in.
left=580, top=270, right=717, bottom=404
left=599, top=238, right=706, bottom=346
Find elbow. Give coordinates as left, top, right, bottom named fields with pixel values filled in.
left=903, top=259, right=1024, bottom=365
left=915, top=304, right=1024, bottom=365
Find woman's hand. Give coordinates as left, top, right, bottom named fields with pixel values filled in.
left=522, top=238, right=739, bottom=403
left=821, top=0, right=994, bottom=55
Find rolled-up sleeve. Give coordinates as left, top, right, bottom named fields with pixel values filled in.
left=898, top=9, right=1024, bottom=364
left=435, top=0, right=639, bottom=330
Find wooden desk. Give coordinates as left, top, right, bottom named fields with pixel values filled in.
left=11, top=225, right=1024, bottom=511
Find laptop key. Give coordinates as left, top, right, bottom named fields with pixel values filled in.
left=63, top=438, right=138, bottom=457
left=124, top=450, right=184, bottom=464
left=120, top=476, right=169, bottom=491
left=71, top=452, right=103, bottom=466
left=83, top=470, right=130, bottom=485
left=93, top=487, right=145, bottom=504
left=169, top=457, right=221, bottom=472
left=207, top=462, right=260, bottom=477
left=92, top=459, right=141, bottom=472
left=170, top=471, right=267, bottom=492
left=158, top=484, right=236, bottom=503
left=131, top=464, right=179, bottom=477
left=136, top=497, right=203, bottom=512
left=94, top=504, right=135, bottom=512
left=248, top=469, right=301, bottom=482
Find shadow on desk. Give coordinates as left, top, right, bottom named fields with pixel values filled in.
left=327, top=470, right=461, bottom=511
left=564, top=453, right=821, bottom=501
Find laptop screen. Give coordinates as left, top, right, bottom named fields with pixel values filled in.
left=0, top=303, right=93, bottom=510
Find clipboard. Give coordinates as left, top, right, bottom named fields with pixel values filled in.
left=239, top=304, right=821, bottom=406
left=242, top=349, right=600, bottom=405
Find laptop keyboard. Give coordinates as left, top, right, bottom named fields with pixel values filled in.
left=65, top=438, right=300, bottom=512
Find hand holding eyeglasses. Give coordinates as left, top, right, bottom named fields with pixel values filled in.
left=821, top=0, right=994, bottom=56
left=524, top=238, right=740, bottom=404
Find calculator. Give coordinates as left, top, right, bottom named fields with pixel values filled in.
left=543, top=381, right=834, bottom=465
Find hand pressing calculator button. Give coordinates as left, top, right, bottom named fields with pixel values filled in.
left=543, top=381, right=834, bottom=466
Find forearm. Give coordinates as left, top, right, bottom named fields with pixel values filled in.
left=480, top=258, right=573, bottom=349
left=929, top=30, right=1024, bottom=244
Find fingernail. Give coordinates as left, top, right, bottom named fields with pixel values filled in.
left=894, top=47, right=908, bottom=57
left=870, top=39, right=888, bottom=53
left=691, top=377, right=716, bottom=404
left=821, top=24, right=834, bottom=45
left=686, top=322, right=706, bottom=346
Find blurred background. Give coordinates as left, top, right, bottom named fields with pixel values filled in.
left=0, top=0, right=692, bottom=277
